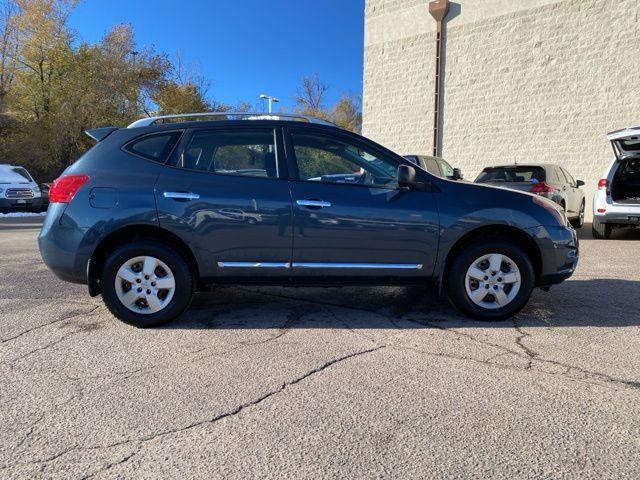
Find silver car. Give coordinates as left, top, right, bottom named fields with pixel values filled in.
left=475, top=164, right=585, bottom=228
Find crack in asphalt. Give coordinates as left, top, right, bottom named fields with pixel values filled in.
left=237, top=288, right=640, bottom=391
left=2, top=319, right=107, bottom=367
left=13, top=413, right=45, bottom=450
left=404, top=316, right=640, bottom=391
left=3, top=346, right=385, bottom=474
left=512, top=318, right=537, bottom=369
left=0, top=305, right=101, bottom=344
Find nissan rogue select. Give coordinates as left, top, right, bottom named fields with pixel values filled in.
left=38, top=113, right=579, bottom=327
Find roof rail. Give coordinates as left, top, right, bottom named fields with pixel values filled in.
left=127, top=112, right=337, bottom=129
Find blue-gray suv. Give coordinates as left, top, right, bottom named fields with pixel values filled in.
left=38, top=113, right=578, bottom=327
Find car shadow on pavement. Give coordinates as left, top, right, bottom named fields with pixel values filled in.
left=577, top=223, right=640, bottom=241
left=165, top=277, right=640, bottom=331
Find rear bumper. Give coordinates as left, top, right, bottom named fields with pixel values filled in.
left=594, top=212, right=640, bottom=225
left=528, top=225, right=579, bottom=287
left=0, top=197, right=42, bottom=210
left=38, top=204, right=88, bottom=285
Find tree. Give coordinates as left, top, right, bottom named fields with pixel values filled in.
left=0, top=0, right=18, bottom=113
left=293, top=74, right=363, bottom=133
left=0, top=1, right=235, bottom=181
left=293, top=73, right=329, bottom=119
left=331, top=93, right=362, bottom=133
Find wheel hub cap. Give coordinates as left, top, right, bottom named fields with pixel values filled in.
left=464, top=253, right=521, bottom=310
left=114, top=256, right=176, bottom=315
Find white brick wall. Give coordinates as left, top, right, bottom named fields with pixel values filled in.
left=363, top=0, right=640, bottom=220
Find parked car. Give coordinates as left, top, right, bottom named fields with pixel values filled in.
left=0, top=164, right=43, bottom=213
left=475, top=164, right=585, bottom=228
left=38, top=113, right=578, bottom=327
left=404, top=154, right=463, bottom=180
left=39, top=183, right=50, bottom=211
left=592, top=126, right=640, bottom=239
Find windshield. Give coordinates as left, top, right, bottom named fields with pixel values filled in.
left=476, top=166, right=545, bottom=183
left=0, top=166, right=33, bottom=184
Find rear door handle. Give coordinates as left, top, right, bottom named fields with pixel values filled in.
left=163, top=191, right=200, bottom=200
left=296, top=199, right=332, bottom=209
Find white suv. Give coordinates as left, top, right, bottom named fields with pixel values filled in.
left=592, top=127, right=640, bottom=239
left=0, top=164, right=42, bottom=213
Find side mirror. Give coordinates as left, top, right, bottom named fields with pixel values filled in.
left=398, top=165, right=418, bottom=189
left=452, top=168, right=463, bottom=180
left=576, top=180, right=585, bottom=187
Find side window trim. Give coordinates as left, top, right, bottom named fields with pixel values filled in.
left=284, top=127, right=401, bottom=189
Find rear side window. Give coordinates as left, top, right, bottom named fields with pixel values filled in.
left=476, top=166, right=546, bottom=183
left=124, top=132, right=182, bottom=162
left=179, top=129, right=278, bottom=178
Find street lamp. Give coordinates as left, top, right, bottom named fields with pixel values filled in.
left=259, top=93, right=280, bottom=113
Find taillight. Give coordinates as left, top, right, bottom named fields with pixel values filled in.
left=49, top=175, right=89, bottom=203
left=597, top=179, right=609, bottom=189
left=530, top=181, right=554, bottom=194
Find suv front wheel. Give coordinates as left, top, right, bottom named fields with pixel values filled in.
left=447, top=239, right=535, bottom=321
left=101, top=241, right=194, bottom=327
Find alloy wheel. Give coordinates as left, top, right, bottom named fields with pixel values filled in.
left=464, top=253, right=521, bottom=310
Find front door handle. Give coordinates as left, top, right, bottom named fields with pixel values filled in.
left=163, top=191, right=200, bottom=201
left=296, top=199, right=332, bottom=209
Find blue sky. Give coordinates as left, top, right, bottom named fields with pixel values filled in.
left=68, top=0, right=365, bottom=112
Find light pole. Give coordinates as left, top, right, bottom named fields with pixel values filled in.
left=259, top=93, right=279, bottom=113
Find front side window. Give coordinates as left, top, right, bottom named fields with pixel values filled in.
left=561, top=168, right=576, bottom=186
left=125, top=132, right=182, bottom=162
left=438, top=159, right=454, bottom=178
left=180, top=129, right=278, bottom=178
left=291, top=131, right=397, bottom=187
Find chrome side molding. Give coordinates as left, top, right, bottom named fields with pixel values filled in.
left=163, top=192, right=200, bottom=200
left=217, top=262, right=422, bottom=270
left=296, top=200, right=332, bottom=208
left=217, top=262, right=291, bottom=268
left=292, top=262, right=422, bottom=269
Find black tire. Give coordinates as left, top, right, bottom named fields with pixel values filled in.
left=592, top=218, right=612, bottom=239
left=570, top=201, right=585, bottom=229
left=446, top=238, right=535, bottom=321
left=101, top=241, right=194, bottom=327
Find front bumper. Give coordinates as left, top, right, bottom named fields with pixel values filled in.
left=0, top=197, right=42, bottom=211
left=527, top=225, right=579, bottom=287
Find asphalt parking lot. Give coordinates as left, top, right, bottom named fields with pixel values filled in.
left=1, top=217, right=639, bottom=479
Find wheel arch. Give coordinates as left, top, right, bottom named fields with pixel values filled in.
left=87, top=224, right=200, bottom=296
left=439, top=224, right=542, bottom=292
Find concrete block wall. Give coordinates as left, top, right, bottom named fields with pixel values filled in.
left=363, top=0, right=640, bottom=220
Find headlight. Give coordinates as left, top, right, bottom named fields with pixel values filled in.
left=532, top=196, right=567, bottom=226
left=33, top=185, right=40, bottom=192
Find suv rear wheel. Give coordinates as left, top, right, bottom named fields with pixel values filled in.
left=447, top=239, right=535, bottom=321
left=101, top=241, right=194, bottom=327
left=592, top=218, right=612, bottom=239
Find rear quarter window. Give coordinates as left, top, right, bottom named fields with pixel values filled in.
left=123, top=131, right=182, bottom=162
